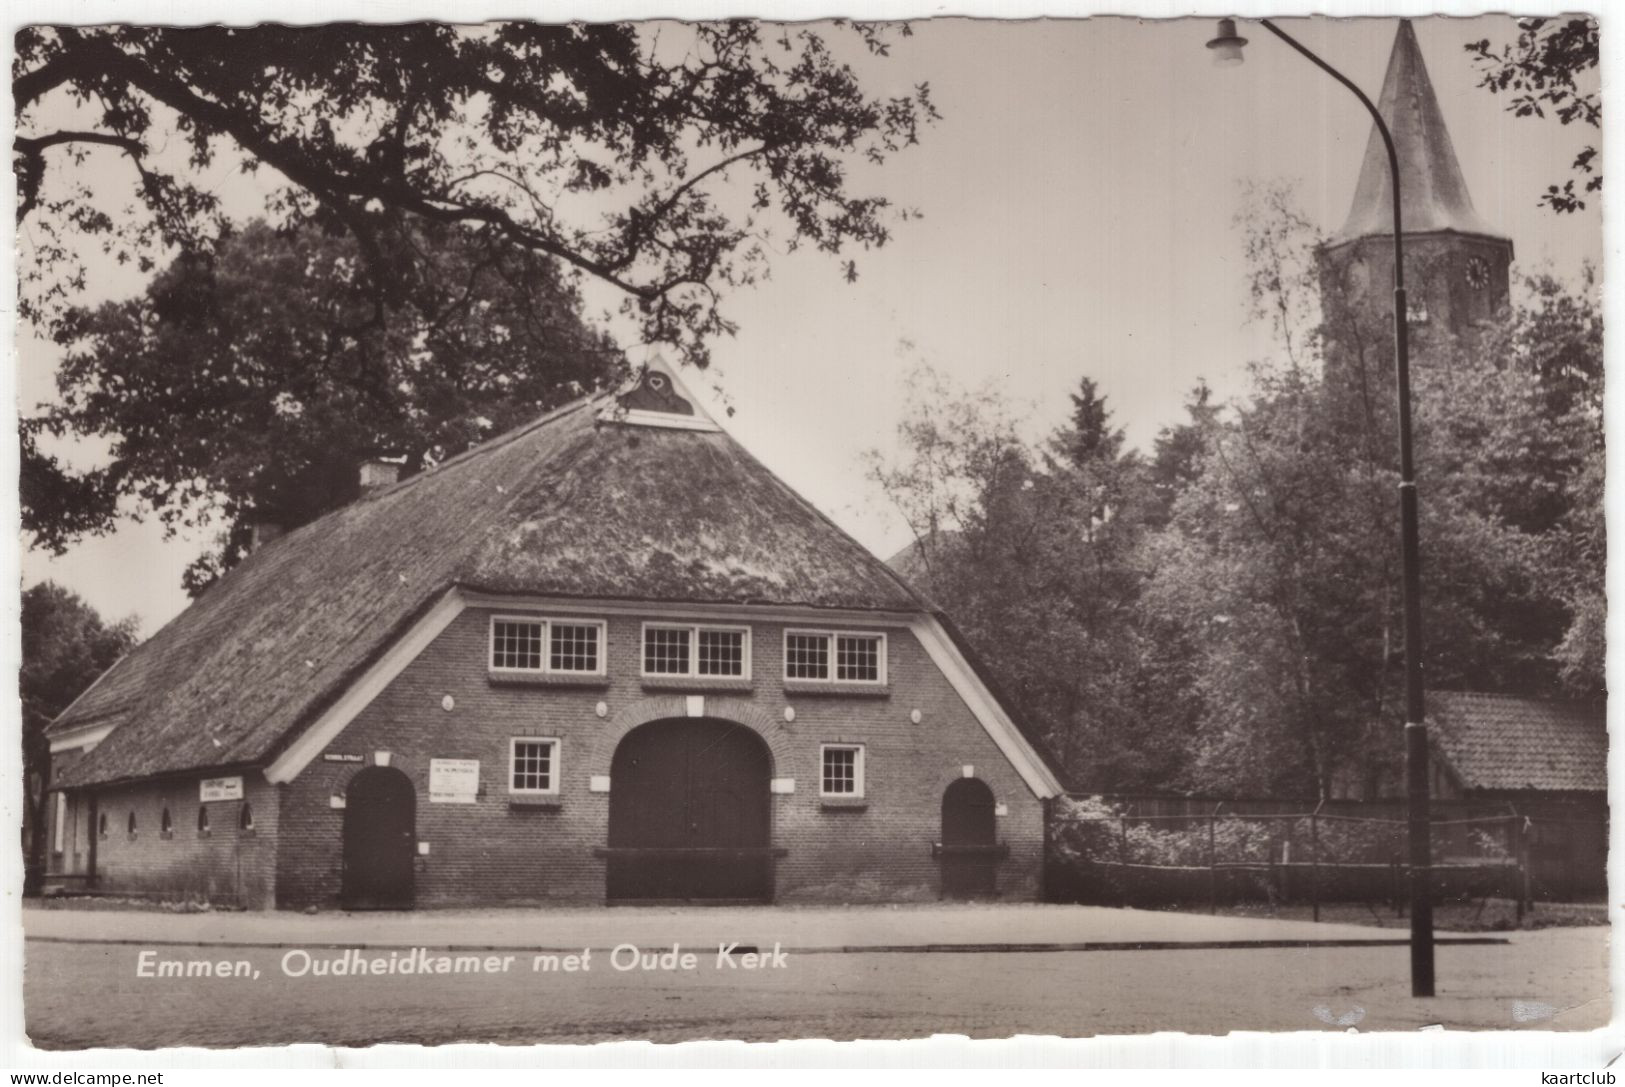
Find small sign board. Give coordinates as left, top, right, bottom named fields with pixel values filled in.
left=322, top=753, right=364, bottom=763
left=199, top=776, right=244, bottom=802
left=429, top=759, right=480, bottom=804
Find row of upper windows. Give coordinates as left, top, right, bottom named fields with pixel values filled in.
left=489, top=617, right=887, bottom=685
left=508, top=737, right=865, bottom=799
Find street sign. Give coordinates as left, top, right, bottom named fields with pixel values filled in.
left=199, top=776, right=244, bottom=802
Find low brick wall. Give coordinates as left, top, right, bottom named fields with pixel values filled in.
left=51, top=774, right=279, bottom=909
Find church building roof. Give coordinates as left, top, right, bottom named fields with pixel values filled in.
left=1332, top=20, right=1508, bottom=245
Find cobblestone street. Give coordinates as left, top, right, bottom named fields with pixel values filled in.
left=22, top=904, right=1609, bottom=1048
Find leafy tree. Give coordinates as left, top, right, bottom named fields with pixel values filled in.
left=1466, top=17, right=1601, bottom=213
left=14, top=22, right=937, bottom=366
left=20, top=582, right=138, bottom=895
left=1145, top=380, right=1216, bottom=529
left=869, top=365, right=1178, bottom=790
left=1144, top=187, right=1603, bottom=797
left=24, top=219, right=623, bottom=593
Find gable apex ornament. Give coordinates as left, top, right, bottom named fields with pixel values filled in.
left=597, top=359, right=722, bottom=432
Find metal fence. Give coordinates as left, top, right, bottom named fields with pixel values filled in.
left=1047, top=796, right=1550, bottom=919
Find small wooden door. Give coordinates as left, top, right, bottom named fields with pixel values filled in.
left=341, top=767, right=416, bottom=909
left=607, top=718, right=773, bottom=902
left=940, top=778, right=999, bottom=898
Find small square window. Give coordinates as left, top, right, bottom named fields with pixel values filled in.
left=511, top=738, right=560, bottom=794
left=549, top=623, right=600, bottom=673
left=492, top=619, right=544, bottom=670
left=697, top=629, right=746, bottom=676
left=821, top=745, right=864, bottom=797
left=785, top=633, right=829, bottom=680
left=644, top=627, right=691, bottom=675
left=836, top=635, right=881, bottom=682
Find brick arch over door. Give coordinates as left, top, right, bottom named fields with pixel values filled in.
left=935, top=765, right=998, bottom=796
left=586, top=696, right=795, bottom=775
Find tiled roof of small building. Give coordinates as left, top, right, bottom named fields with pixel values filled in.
left=51, top=389, right=938, bottom=788
left=1430, top=690, right=1607, bottom=793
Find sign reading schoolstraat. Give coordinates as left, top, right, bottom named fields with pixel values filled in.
left=199, top=776, right=243, bottom=802
left=429, top=759, right=480, bottom=804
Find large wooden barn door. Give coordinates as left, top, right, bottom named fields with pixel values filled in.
left=607, top=718, right=773, bottom=902
left=939, top=778, right=999, bottom=898
left=341, top=766, right=417, bottom=909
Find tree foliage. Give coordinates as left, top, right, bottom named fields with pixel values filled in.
left=24, top=219, right=623, bottom=593
left=20, top=582, right=138, bottom=893
left=14, top=22, right=936, bottom=365
left=1466, top=17, right=1601, bottom=213
left=871, top=189, right=1603, bottom=798
left=868, top=366, right=1190, bottom=790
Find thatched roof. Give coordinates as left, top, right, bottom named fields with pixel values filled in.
left=51, top=390, right=938, bottom=788
left=1430, top=690, right=1606, bottom=794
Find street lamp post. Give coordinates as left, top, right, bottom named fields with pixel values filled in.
left=1204, top=16, right=1435, bottom=998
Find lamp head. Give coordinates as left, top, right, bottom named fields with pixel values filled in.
left=1206, top=18, right=1248, bottom=67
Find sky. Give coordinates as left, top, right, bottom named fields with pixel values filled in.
left=14, top=14, right=1604, bottom=638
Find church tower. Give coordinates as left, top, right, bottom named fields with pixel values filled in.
left=1318, top=21, right=1513, bottom=339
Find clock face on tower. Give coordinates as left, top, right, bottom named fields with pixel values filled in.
left=1465, top=256, right=1490, bottom=291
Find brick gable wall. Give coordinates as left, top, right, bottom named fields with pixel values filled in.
left=274, top=606, right=1044, bottom=908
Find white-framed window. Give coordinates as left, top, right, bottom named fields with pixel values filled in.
left=784, top=630, right=887, bottom=684
left=640, top=623, right=751, bottom=679
left=510, top=737, right=561, bottom=795
left=489, top=615, right=606, bottom=675
left=820, top=744, right=866, bottom=798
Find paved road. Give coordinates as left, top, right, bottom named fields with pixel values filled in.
left=17, top=900, right=1507, bottom=950
left=22, top=906, right=1610, bottom=1048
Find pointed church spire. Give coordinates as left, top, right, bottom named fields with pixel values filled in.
left=1333, top=20, right=1504, bottom=243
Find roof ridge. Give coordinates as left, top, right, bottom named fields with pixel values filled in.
left=1434, top=689, right=1603, bottom=705
left=350, top=390, right=610, bottom=507
left=716, top=427, right=932, bottom=612
left=219, top=391, right=608, bottom=571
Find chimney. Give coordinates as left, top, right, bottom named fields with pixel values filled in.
left=359, top=459, right=401, bottom=496
left=249, top=520, right=285, bottom=553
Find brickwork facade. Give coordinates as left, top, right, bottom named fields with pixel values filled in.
left=52, top=604, right=1049, bottom=910
left=275, top=605, right=1045, bottom=908
left=47, top=771, right=278, bottom=909
left=1318, top=232, right=1513, bottom=344
left=49, top=603, right=1049, bottom=910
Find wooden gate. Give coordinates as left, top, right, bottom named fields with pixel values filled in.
left=939, top=777, right=1001, bottom=898
left=341, top=766, right=417, bottom=909
left=606, top=718, right=774, bottom=902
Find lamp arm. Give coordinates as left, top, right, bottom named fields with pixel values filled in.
left=1258, top=19, right=1404, bottom=290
